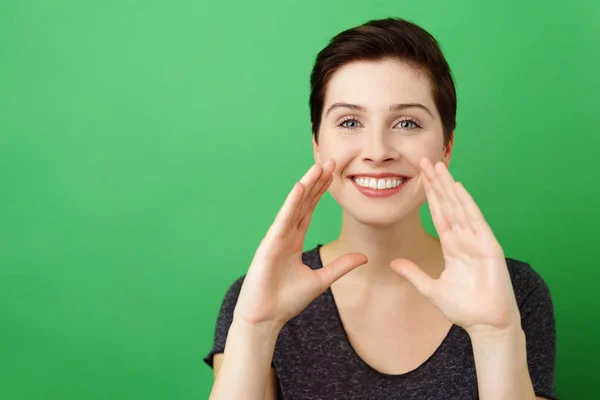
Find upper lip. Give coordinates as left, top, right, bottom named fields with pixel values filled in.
left=349, top=172, right=411, bottom=178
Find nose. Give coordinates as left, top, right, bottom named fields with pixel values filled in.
left=362, top=131, right=399, bottom=164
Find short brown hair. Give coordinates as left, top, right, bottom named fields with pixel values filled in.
left=309, top=17, right=456, bottom=145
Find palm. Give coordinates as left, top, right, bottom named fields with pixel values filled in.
left=391, top=159, right=520, bottom=333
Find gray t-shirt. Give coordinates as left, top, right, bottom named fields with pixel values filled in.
left=204, top=244, right=558, bottom=399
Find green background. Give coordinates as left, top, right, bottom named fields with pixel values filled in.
left=1, top=0, right=598, bottom=399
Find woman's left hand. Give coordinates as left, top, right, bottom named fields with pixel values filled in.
left=390, top=158, right=521, bottom=336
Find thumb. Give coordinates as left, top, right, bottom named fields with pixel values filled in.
left=390, top=258, right=435, bottom=298
left=317, top=253, right=368, bottom=289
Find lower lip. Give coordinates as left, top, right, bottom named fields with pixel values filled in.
left=349, top=177, right=410, bottom=198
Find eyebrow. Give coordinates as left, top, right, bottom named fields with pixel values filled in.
left=324, top=102, right=435, bottom=118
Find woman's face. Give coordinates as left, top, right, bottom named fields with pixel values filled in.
left=313, top=58, right=452, bottom=227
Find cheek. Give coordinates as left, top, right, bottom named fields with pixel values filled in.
left=403, top=137, right=445, bottom=163
left=319, top=136, right=360, bottom=168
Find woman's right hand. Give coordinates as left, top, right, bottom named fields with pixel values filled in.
left=233, top=160, right=368, bottom=328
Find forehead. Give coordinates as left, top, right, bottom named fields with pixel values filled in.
left=323, top=58, right=437, bottom=114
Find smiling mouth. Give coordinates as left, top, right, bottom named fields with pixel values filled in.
left=350, top=176, right=408, bottom=190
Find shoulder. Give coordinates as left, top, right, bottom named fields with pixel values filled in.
left=219, top=274, right=246, bottom=307
left=505, top=258, right=551, bottom=295
left=504, top=258, right=558, bottom=398
left=204, top=275, right=246, bottom=368
left=504, top=257, right=555, bottom=318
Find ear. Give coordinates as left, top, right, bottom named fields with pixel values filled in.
left=312, top=135, right=320, bottom=165
left=442, top=131, right=455, bottom=166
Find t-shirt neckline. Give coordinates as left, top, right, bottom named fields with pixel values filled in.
left=311, top=243, right=459, bottom=379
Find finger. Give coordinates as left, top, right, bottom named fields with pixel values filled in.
left=316, top=253, right=368, bottom=290
left=420, top=159, right=451, bottom=234
left=434, top=162, right=473, bottom=232
left=297, top=160, right=334, bottom=221
left=265, top=182, right=306, bottom=240
left=309, top=172, right=334, bottom=212
left=454, top=182, right=494, bottom=237
left=390, top=258, right=435, bottom=299
left=309, top=159, right=335, bottom=205
left=297, top=163, right=324, bottom=204
left=295, top=163, right=325, bottom=223
left=300, top=161, right=327, bottom=196
left=297, top=172, right=333, bottom=233
left=422, top=159, right=460, bottom=231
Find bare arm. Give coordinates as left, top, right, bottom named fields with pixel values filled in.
left=209, top=321, right=280, bottom=400
left=470, top=326, right=540, bottom=400
left=213, top=353, right=279, bottom=400
left=207, top=161, right=367, bottom=400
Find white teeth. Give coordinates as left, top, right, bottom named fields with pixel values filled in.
left=353, top=177, right=407, bottom=190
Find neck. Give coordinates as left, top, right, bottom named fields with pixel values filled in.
left=322, top=209, right=443, bottom=287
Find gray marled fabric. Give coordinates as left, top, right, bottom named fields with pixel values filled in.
left=204, top=244, right=558, bottom=399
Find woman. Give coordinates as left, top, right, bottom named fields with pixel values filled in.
left=204, top=17, right=557, bottom=400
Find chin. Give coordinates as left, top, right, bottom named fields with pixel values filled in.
left=333, top=197, right=422, bottom=229
left=347, top=208, right=418, bottom=229
left=328, top=178, right=427, bottom=229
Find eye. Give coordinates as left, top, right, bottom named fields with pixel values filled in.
left=395, top=118, right=422, bottom=130
left=337, top=117, right=362, bottom=130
